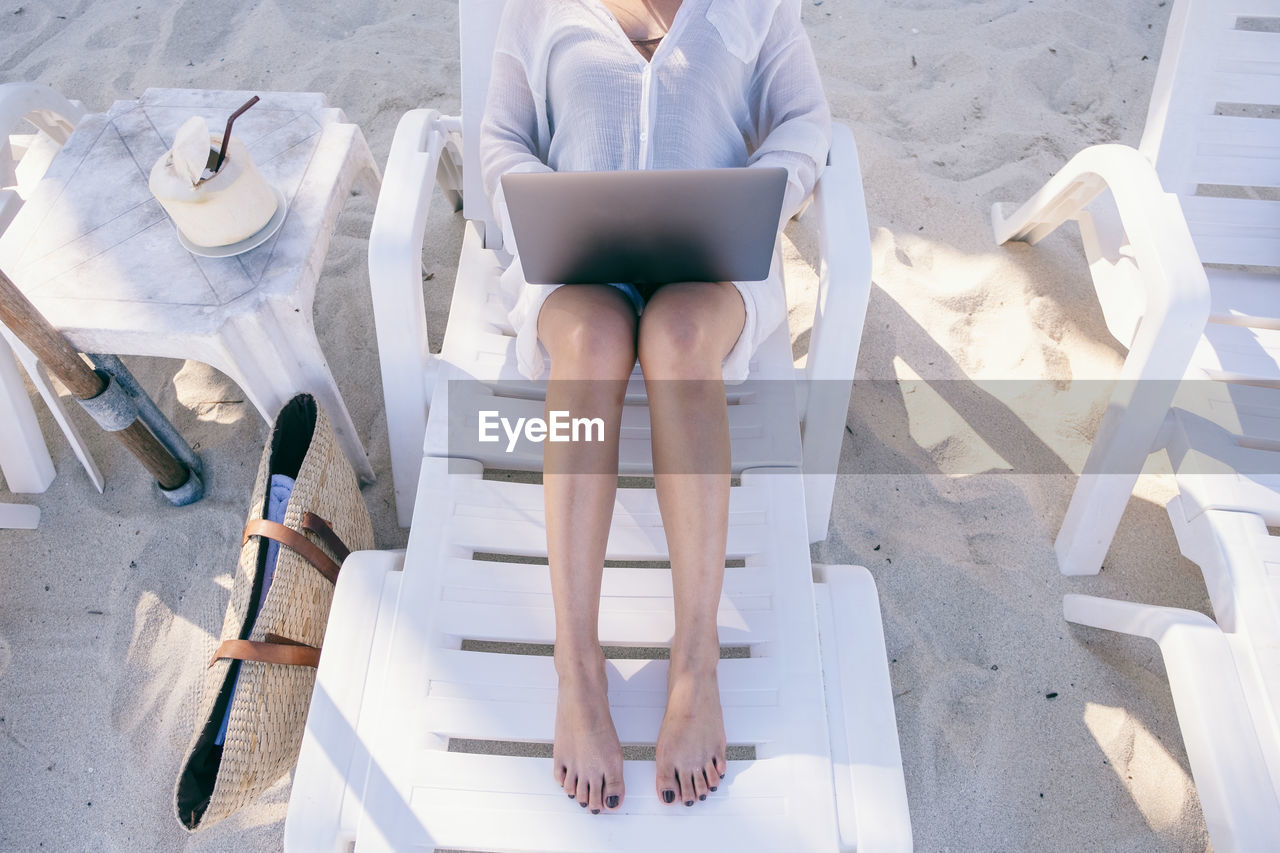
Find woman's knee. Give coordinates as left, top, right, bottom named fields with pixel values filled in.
left=541, top=294, right=637, bottom=380
left=637, top=304, right=721, bottom=378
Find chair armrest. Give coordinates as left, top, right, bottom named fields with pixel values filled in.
left=805, top=123, right=873, bottom=383
left=1064, top=594, right=1280, bottom=848
left=991, top=143, right=1209, bottom=351
left=286, top=550, right=405, bottom=853
left=0, top=82, right=83, bottom=146
left=814, top=564, right=913, bottom=852
left=368, top=109, right=455, bottom=527
left=800, top=123, right=872, bottom=541
left=996, top=145, right=1212, bottom=576
left=0, top=83, right=84, bottom=231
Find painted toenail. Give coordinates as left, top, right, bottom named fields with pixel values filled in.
left=699, top=794, right=706, bottom=801
left=663, top=790, right=675, bottom=804
left=579, top=801, right=588, bottom=808
left=685, top=800, right=694, bottom=807
left=592, top=809, right=600, bottom=814
left=568, top=793, right=575, bottom=798
left=710, top=786, right=718, bottom=792
left=606, top=795, right=620, bottom=808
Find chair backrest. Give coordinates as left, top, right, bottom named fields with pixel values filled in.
left=1139, top=0, right=1280, bottom=200
left=459, top=0, right=508, bottom=244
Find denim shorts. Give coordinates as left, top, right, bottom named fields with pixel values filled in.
left=602, top=281, right=647, bottom=314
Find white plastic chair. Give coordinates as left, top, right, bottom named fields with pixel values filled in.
left=286, top=1, right=911, bottom=850
left=0, top=82, right=104, bottom=495
left=992, top=0, right=1280, bottom=847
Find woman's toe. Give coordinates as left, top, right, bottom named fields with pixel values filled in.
left=691, top=764, right=710, bottom=801
left=564, top=769, right=579, bottom=799
left=680, top=769, right=698, bottom=806
left=576, top=774, right=590, bottom=807
left=703, top=759, right=720, bottom=793
left=587, top=776, right=605, bottom=814
left=603, top=771, right=625, bottom=811
left=656, top=765, right=678, bottom=805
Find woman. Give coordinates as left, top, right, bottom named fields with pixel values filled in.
left=479, top=0, right=831, bottom=814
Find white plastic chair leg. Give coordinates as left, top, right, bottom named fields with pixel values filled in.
left=0, top=334, right=54, bottom=493
left=1065, top=594, right=1280, bottom=851
left=1053, top=365, right=1184, bottom=577
left=4, top=333, right=104, bottom=492
left=1051, top=191, right=1205, bottom=576
left=0, top=502, right=38, bottom=528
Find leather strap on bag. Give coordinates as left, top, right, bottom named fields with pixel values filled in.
left=209, top=634, right=321, bottom=668
left=242, top=518, right=341, bottom=584
left=302, top=512, right=351, bottom=562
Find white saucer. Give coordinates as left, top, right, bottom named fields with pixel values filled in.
left=176, top=185, right=288, bottom=258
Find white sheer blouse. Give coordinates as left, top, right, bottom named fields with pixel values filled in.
left=479, top=0, right=832, bottom=380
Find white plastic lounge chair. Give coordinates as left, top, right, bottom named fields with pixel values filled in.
left=991, top=0, right=1279, bottom=578
left=286, top=1, right=911, bottom=850
left=992, top=0, right=1280, bottom=847
left=0, top=82, right=104, bottom=493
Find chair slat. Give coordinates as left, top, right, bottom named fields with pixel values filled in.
left=1201, top=71, right=1280, bottom=109
left=1173, top=380, right=1280, bottom=448
left=1197, top=116, right=1280, bottom=151
left=1213, top=28, right=1280, bottom=71
left=442, top=558, right=774, bottom=599
left=429, top=648, right=778, bottom=692
left=423, top=695, right=780, bottom=743
left=1182, top=197, right=1280, bottom=266
left=1191, top=323, right=1280, bottom=384
left=433, top=599, right=773, bottom=646
left=1187, top=155, right=1280, bottom=190
left=422, top=462, right=774, bottom=560
left=1207, top=267, right=1280, bottom=330
left=391, top=753, right=833, bottom=852
left=421, top=653, right=782, bottom=743
left=1169, top=409, right=1280, bottom=524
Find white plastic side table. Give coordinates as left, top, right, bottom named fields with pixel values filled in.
left=0, top=88, right=381, bottom=484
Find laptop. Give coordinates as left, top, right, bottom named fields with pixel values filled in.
left=501, top=167, right=787, bottom=285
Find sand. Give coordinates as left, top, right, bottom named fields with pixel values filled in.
left=0, top=0, right=1211, bottom=850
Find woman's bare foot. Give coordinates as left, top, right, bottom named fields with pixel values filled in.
left=553, top=650, right=625, bottom=814
left=655, top=649, right=727, bottom=807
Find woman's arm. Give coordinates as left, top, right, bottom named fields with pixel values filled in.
left=478, top=6, right=554, bottom=253
left=745, top=2, right=832, bottom=228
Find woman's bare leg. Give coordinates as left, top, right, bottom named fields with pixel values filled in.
left=539, top=285, right=637, bottom=814
left=636, top=282, right=746, bottom=807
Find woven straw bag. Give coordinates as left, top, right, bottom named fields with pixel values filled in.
left=174, top=394, right=374, bottom=829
